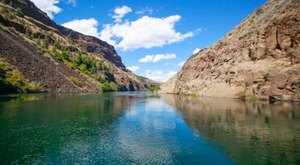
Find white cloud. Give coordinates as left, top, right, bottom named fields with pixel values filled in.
left=145, top=70, right=177, bottom=82
left=65, top=0, right=76, bottom=6
left=99, top=24, right=117, bottom=46
left=112, top=6, right=132, bottom=23
left=31, top=0, right=62, bottom=19
left=127, top=66, right=140, bottom=72
left=99, top=15, right=194, bottom=51
left=138, top=55, right=153, bottom=63
left=177, top=61, right=186, bottom=67
left=136, top=7, right=153, bottom=15
left=62, top=18, right=99, bottom=37
left=31, top=0, right=77, bottom=19
left=138, top=54, right=176, bottom=63
left=193, top=48, right=201, bottom=54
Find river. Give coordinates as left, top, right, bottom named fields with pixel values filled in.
left=0, top=92, right=299, bottom=164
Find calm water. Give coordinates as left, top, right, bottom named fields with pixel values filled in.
left=0, top=92, right=299, bottom=165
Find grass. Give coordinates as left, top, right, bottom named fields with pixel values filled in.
left=250, top=95, right=259, bottom=102
left=69, top=76, right=82, bottom=87
left=147, top=86, right=160, bottom=92
left=101, top=82, right=118, bottom=92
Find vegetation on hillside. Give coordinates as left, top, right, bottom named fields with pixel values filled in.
left=147, top=86, right=161, bottom=92
left=0, top=59, right=45, bottom=93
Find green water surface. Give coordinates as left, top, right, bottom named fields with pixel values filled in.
left=0, top=92, right=299, bottom=164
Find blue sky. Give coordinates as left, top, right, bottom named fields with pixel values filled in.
left=31, top=0, right=267, bottom=82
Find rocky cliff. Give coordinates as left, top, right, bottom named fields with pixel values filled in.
left=0, top=0, right=158, bottom=93
left=160, top=0, right=300, bottom=102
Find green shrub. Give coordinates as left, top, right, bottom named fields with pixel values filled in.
left=25, top=28, right=31, bottom=36
left=0, top=60, right=6, bottom=77
left=16, top=7, right=22, bottom=14
left=96, top=75, right=107, bottom=83
left=69, top=76, right=82, bottom=87
left=77, top=55, right=111, bottom=73
left=147, top=86, right=160, bottom=92
left=37, top=37, right=42, bottom=45
left=51, top=50, right=70, bottom=62
left=6, top=70, right=28, bottom=90
left=3, top=12, right=14, bottom=21
left=18, top=18, right=25, bottom=25
left=0, top=7, right=6, bottom=13
left=49, top=30, right=54, bottom=37
left=42, top=37, right=50, bottom=49
left=250, top=95, right=259, bottom=102
left=79, top=63, right=87, bottom=72
left=29, top=81, right=45, bottom=91
left=102, top=82, right=117, bottom=92
left=0, top=59, right=45, bottom=93
left=30, top=33, right=35, bottom=40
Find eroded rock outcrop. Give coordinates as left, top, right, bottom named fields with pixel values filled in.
left=160, top=0, right=300, bottom=102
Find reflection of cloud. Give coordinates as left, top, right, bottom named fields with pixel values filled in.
left=153, top=119, right=176, bottom=130
left=118, top=134, right=175, bottom=164
left=112, top=97, right=181, bottom=164
left=145, top=98, right=173, bottom=112
left=126, top=109, right=137, bottom=117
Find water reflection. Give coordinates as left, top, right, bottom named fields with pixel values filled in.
left=0, top=93, right=232, bottom=164
left=161, top=94, right=300, bottom=165
left=1, top=93, right=299, bottom=164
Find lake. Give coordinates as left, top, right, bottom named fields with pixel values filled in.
left=0, top=92, right=299, bottom=164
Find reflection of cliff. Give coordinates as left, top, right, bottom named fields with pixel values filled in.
left=160, top=94, right=300, bottom=165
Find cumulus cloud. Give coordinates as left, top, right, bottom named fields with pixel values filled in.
left=62, top=18, right=99, bottom=37
left=112, top=6, right=132, bottom=23
left=31, top=0, right=77, bottom=19
left=127, top=66, right=140, bottom=72
left=138, top=55, right=153, bottom=63
left=138, top=54, right=176, bottom=63
left=145, top=70, right=177, bottom=82
left=193, top=48, right=201, bottom=54
left=177, top=61, right=186, bottom=67
left=31, top=0, right=62, bottom=19
left=61, top=5, right=197, bottom=50
left=99, top=15, right=194, bottom=50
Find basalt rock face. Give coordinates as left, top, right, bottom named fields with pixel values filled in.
left=160, top=0, right=300, bottom=102
left=0, top=0, right=157, bottom=93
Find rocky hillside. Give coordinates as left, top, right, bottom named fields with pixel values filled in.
left=160, top=0, right=300, bottom=102
left=0, top=0, right=157, bottom=93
